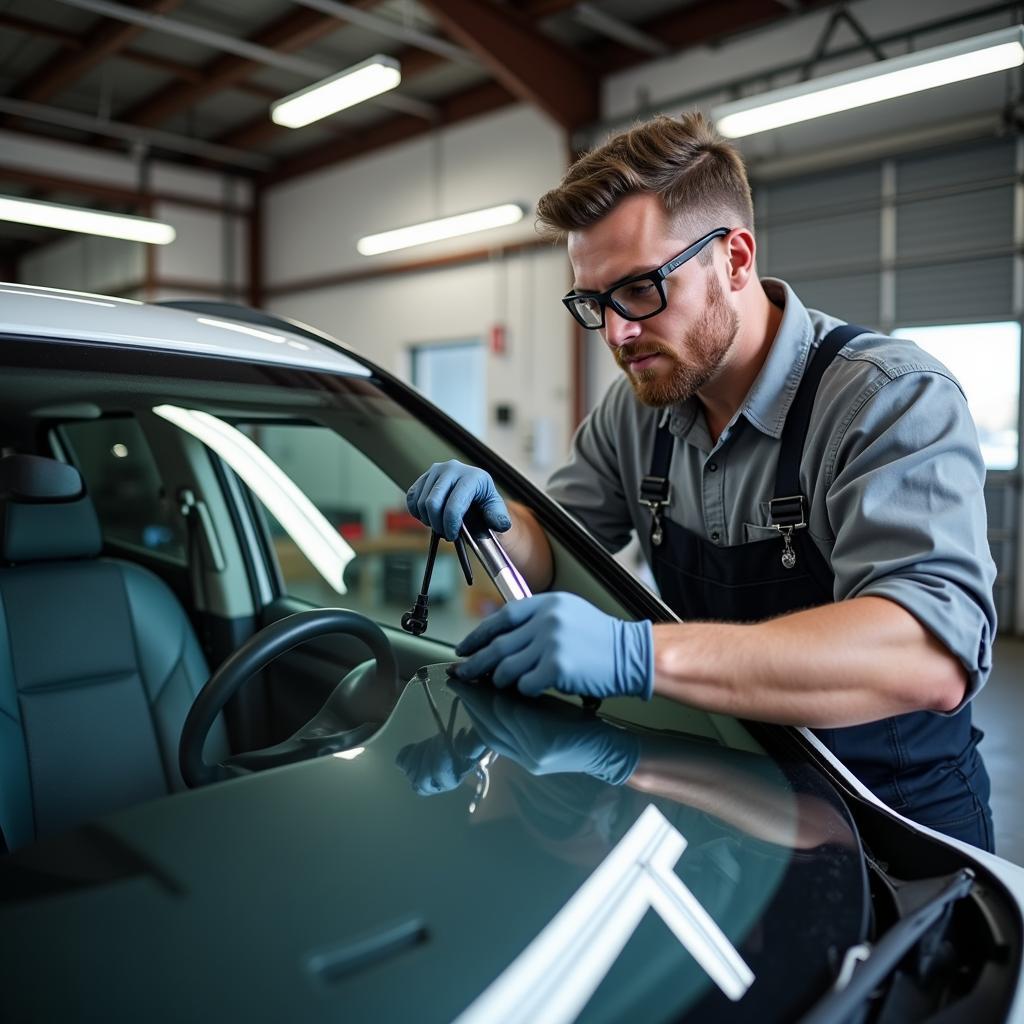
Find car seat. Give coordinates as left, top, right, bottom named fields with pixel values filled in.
left=0, top=454, right=227, bottom=851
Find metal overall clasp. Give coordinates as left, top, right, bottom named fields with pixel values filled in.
left=768, top=495, right=807, bottom=570
left=639, top=475, right=671, bottom=546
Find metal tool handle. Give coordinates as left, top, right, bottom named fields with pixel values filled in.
left=460, top=508, right=531, bottom=603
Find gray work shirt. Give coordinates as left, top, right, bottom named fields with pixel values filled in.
left=546, top=278, right=997, bottom=700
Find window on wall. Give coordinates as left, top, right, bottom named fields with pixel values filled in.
left=411, top=341, right=486, bottom=438
left=893, top=322, right=1021, bottom=471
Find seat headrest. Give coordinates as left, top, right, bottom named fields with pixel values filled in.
left=0, top=455, right=102, bottom=563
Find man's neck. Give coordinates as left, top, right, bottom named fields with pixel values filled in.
left=699, top=283, right=784, bottom=444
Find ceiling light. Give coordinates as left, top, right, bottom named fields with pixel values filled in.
left=357, top=203, right=526, bottom=256
left=271, top=54, right=402, bottom=128
left=0, top=195, right=175, bottom=245
left=712, top=25, right=1024, bottom=139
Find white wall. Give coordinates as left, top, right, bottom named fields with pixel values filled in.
left=268, top=249, right=573, bottom=486
left=265, top=105, right=566, bottom=286
left=264, top=105, right=575, bottom=483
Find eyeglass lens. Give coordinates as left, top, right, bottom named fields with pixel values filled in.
left=570, top=278, right=663, bottom=328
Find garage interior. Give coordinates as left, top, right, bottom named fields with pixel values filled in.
left=2, top=0, right=1024, bottom=861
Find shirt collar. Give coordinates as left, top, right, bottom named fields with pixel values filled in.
left=736, top=278, right=814, bottom=440
left=666, top=278, right=814, bottom=441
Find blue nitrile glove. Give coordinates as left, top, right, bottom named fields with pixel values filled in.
left=406, top=460, right=511, bottom=541
left=452, top=593, right=654, bottom=700
left=395, top=728, right=488, bottom=796
left=453, top=683, right=641, bottom=786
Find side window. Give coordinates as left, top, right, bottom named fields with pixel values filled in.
left=240, top=422, right=501, bottom=643
left=58, top=418, right=187, bottom=561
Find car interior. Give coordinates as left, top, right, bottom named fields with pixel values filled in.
left=0, top=329, right=660, bottom=854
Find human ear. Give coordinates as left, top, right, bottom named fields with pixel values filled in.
left=724, top=229, right=756, bottom=291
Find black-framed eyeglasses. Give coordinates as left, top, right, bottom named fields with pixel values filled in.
left=562, top=227, right=730, bottom=330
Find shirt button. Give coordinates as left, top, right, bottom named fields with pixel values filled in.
left=708, top=462, right=718, bottom=472
left=711, top=531, right=720, bottom=541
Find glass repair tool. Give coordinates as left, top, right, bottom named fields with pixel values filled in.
left=401, top=529, right=474, bottom=636
left=459, top=507, right=531, bottom=602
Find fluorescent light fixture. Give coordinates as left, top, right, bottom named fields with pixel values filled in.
left=271, top=54, right=401, bottom=128
left=712, top=25, right=1024, bottom=139
left=455, top=804, right=753, bottom=1024
left=153, top=405, right=355, bottom=594
left=0, top=194, right=175, bottom=245
left=357, top=203, right=525, bottom=256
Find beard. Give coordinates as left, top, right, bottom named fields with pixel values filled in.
left=616, top=270, right=739, bottom=407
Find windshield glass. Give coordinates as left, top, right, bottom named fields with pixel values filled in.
left=3, top=333, right=871, bottom=1020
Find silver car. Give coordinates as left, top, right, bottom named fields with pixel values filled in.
left=0, top=283, right=1022, bottom=1023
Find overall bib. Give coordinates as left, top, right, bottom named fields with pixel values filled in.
left=641, top=323, right=994, bottom=850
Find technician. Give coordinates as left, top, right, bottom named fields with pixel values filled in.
left=406, top=113, right=997, bottom=849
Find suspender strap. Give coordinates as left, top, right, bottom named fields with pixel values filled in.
left=771, top=323, right=870, bottom=524
left=641, top=418, right=675, bottom=545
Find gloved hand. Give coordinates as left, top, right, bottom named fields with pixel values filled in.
left=451, top=592, right=654, bottom=700
left=406, top=460, right=511, bottom=541
left=395, top=728, right=488, bottom=796
left=454, top=683, right=641, bottom=786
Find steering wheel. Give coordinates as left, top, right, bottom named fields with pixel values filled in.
left=180, top=609, right=400, bottom=788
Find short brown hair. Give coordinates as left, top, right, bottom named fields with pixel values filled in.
left=535, top=112, right=753, bottom=249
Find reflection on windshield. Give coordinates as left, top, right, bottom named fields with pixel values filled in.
left=153, top=404, right=356, bottom=593
left=388, top=670, right=866, bottom=1022
left=398, top=680, right=855, bottom=852
left=456, top=804, right=755, bottom=1024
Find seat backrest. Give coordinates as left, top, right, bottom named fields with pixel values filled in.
left=0, top=454, right=227, bottom=850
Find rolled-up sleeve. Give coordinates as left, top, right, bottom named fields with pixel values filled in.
left=825, top=369, right=997, bottom=703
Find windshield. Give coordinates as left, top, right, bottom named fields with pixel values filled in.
left=2, top=332, right=872, bottom=1020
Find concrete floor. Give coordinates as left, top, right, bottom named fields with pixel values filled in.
left=972, top=636, right=1024, bottom=864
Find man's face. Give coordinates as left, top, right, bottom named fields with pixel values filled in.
left=567, top=193, right=739, bottom=407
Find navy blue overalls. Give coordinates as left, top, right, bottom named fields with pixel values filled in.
left=640, top=323, right=994, bottom=850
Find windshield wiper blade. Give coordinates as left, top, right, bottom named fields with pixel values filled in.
left=798, top=868, right=975, bottom=1024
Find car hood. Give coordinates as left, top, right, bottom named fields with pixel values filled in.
left=0, top=666, right=872, bottom=1022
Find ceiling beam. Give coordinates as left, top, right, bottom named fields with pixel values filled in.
left=290, top=0, right=475, bottom=66
left=0, top=12, right=324, bottom=103
left=264, top=81, right=515, bottom=184
left=0, top=96, right=270, bottom=171
left=8, top=0, right=184, bottom=107
left=0, top=163, right=250, bottom=215
left=417, top=0, right=596, bottom=131
left=117, top=7, right=346, bottom=129
left=599, top=0, right=834, bottom=72
left=0, top=13, right=83, bottom=49
left=519, top=0, right=581, bottom=17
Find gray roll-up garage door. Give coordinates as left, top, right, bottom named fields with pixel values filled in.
left=758, top=136, right=1021, bottom=631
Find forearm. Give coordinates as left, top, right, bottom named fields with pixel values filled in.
left=503, top=500, right=555, bottom=592
left=652, top=595, right=967, bottom=727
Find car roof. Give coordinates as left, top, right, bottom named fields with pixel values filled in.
left=0, top=282, right=371, bottom=378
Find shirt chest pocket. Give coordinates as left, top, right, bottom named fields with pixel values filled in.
left=742, top=501, right=778, bottom=544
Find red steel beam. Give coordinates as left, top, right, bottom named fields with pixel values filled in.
left=417, top=0, right=597, bottom=131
